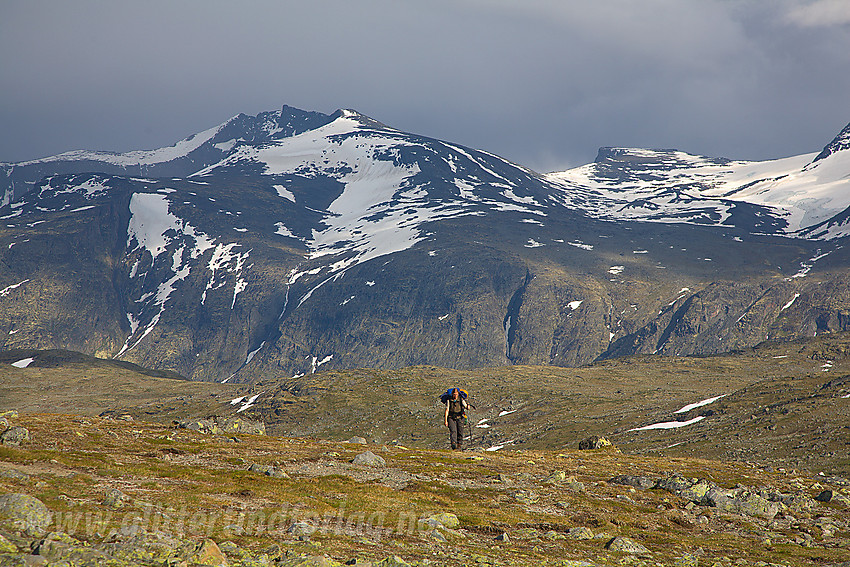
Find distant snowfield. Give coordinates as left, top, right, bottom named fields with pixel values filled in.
left=546, top=147, right=850, bottom=239
left=18, top=120, right=232, bottom=168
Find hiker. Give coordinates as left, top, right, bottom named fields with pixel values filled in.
left=443, top=387, right=469, bottom=450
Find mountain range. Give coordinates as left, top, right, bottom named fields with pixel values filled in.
left=1, top=105, right=849, bottom=382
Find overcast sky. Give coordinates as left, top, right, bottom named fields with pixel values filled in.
left=2, top=0, right=849, bottom=172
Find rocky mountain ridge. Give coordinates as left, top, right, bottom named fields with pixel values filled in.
left=1, top=105, right=850, bottom=380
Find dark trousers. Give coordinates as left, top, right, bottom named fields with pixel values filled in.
left=448, top=416, right=464, bottom=449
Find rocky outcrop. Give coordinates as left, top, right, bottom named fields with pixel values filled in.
left=176, top=416, right=265, bottom=436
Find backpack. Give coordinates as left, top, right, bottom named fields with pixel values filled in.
left=440, top=388, right=468, bottom=405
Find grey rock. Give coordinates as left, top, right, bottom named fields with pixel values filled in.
left=705, top=487, right=781, bottom=520
left=420, top=512, right=459, bottom=530
left=0, top=469, right=30, bottom=482
left=578, top=435, right=613, bottom=450
left=346, top=436, right=368, bottom=445
left=606, top=536, right=650, bottom=554
left=496, top=531, right=510, bottom=542
left=352, top=451, right=386, bottom=467
left=102, top=488, right=129, bottom=508
left=177, top=416, right=265, bottom=436
left=0, top=493, right=52, bottom=537
left=0, top=427, right=29, bottom=447
left=248, top=463, right=290, bottom=479
left=510, top=490, right=539, bottom=505
left=567, top=526, right=594, bottom=540
left=216, top=416, right=266, bottom=435
left=610, top=475, right=656, bottom=489
left=656, top=474, right=694, bottom=494
left=816, top=489, right=835, bottom=502
left=289, top=520, right=316, bottom=537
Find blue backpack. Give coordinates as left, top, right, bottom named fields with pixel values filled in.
left=440, top=388, right=468, bottom=405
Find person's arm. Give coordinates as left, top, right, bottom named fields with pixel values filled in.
left=444, top=404, right=449, bottom=427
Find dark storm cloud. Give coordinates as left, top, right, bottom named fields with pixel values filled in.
left=1, top=0, right=849, bottom=172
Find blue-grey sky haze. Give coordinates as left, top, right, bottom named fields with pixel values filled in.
left=1, top=0, right=849, bottom=172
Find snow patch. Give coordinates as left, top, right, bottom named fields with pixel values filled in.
left=11, top=357, right=34, bottom=368
left=674, top=394, right=727, bottom=414
left=781, top=293, right=801, bottom=311
left=629, top=416, right=706, bottom=431
left=0, top=279, right=29, bottom=297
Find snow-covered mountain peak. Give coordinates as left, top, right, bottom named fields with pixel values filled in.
left=812, top=121, right=850, bottom=164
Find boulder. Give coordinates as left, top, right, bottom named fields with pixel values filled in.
left=0, top=427, right=29, bottom=446
left=544, top=470, right=567, bottom=484
left=289, top=520, right=316, bottom=537
left=704, top=487, right=780, bottom=520
left=0, top=469, right=30, bottom=482
left=248, top=463, right=290, bottom=479
left=578, top=436, right=613, bottom=450
left=352, top=451, right=386, bottom=467
left=103, top=488, right=129, bottom=508
left=567, top=526, right=594, bottom=540
left=216, top=416, right=266, bottom=435
left=610, top=475, right=656, bottom=490
left=177, top=416, right=265, bottom=436
left=0, top=493, right=52, bottom=537
left=420, top=512, right=459, bottom=530
left=346, top=436, right=368, bottom=445
left=815, top=489, right=850, bottom=506
left=34, top=532, right=113, bottom=564
left=179, top=539, right=228, bottom=566
left=606, top=536, right=650, bottom=554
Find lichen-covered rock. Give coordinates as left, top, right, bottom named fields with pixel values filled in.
left=248, top=463, right=290, bottom=479
left=610, top=475, right=656, bottom=490
left=289, top=520, right=316, bottom=537
left=420, top=512, right=459, bottom=530
left=704, top=487, right=781, bottom=520
left=345, top=436, right=368, bottom=445
left=102, top=488, right=130, bottom=509
left=34, top=532, right=116, bottom=565
left=178, top=538, right=228, bottom=566
left=279, top=553, right=344, bottom=566
left=217, top=416, right=266, bottom=436
left=0, top=494, right=52, bottom=537
left=578, top=436, right=613, bottom=450
left=606, top=536, right=650, bottom=554
left=544, top=470, right=567, bottom=484
left=352, top=451, right=386, bottom=467
left=0, top=532, right=17, bottom=553
left=0, top=428, right=29, bottom=447
left=0, top=469, right=29, bottom=482
left=567, top=526, right=594, bottom=540
left=374, top=557, right=412, bottom=567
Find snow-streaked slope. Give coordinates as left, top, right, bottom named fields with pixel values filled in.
left=194, top=110, right=548, bottom=305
